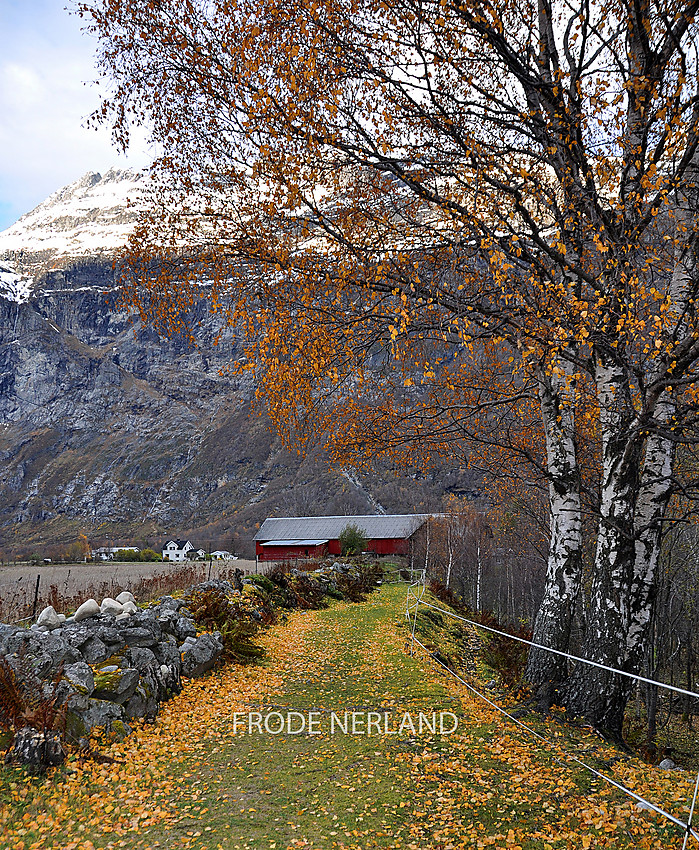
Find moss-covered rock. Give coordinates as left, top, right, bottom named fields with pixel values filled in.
left=67, top=698, right=131, bottom=741
left=63, top=661, right=95, bottom=695
left=92, top=667, right=140, bottom=704
left=248, top=575, right=275, bottom=594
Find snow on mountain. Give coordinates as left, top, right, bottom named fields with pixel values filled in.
left=0, top=260, right=31, bottom=304
left=0, top=169, right=145, bottom=274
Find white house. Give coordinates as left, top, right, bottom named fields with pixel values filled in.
left=211, top=550, right=234, bottom=561
left=162, top=539, right=194, bottom=562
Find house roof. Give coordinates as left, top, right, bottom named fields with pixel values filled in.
left=253, top=515, right=430, bottom=542
left=261, top=539, right=330, bottom=547
left=163, top=539, right=192, bottom=549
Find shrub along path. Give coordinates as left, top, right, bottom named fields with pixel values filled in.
left=2, top=584, right=696, bottom=849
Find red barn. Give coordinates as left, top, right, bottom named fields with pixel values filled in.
left=253, top=514, right=430, bottom=561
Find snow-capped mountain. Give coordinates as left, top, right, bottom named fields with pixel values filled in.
left=0, top=169, right=144, bottom=275
left=0, top=260, right=31, bottom=304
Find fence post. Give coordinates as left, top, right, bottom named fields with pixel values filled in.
left=31, top=574, right=41, bottom=619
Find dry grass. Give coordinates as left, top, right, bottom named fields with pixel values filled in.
left=0, top=559, right=258, bottom=623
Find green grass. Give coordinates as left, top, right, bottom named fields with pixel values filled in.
left=2, top=585, right=696, bottom=849
left=143, top=586, right=468, bottom=849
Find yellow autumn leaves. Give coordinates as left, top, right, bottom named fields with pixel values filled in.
left=3, top=586, right=698, bottom=849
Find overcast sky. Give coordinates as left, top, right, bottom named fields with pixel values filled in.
left=0, top=0, right=152, bottom=231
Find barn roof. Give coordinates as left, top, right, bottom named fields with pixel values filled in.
left=253, top=515, right=430, bottom=542
left=261, top=539, right=330, bottom=547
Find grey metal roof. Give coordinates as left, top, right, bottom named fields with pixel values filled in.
left=261, top=539, right=330, bottom=547
left=254, top=515, right=430, bottom=542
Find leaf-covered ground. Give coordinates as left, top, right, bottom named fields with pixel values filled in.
left=2, top=584, right=697, bottom=849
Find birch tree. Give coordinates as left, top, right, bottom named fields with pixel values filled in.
left=80, top=0, right=699, bottom=738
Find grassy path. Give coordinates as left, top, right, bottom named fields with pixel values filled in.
left=2, top=585, right=697, bottom=849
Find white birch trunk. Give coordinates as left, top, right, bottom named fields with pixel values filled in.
left=627, top=160, right=697, bottom=668
left=561, top=142, right=698, bottom=735
left=476, top=540, right=481, bottom=611
left=628, top=142, right=698, bottom=701
left=446, top=524, right=453, bottom=589
left=628, top=413, right=674, bottom=667
left=424, top=520, right=430, bottom=576
left=560, top=349, right=639, bottom=738
left=526, top=360, right=583, bottom=687
left=561, top=349, right=690, bottom=737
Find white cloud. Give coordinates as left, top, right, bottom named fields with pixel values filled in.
left=1, top=63, right=44, bottom=109
left=0, top=2, right=153, bottom=230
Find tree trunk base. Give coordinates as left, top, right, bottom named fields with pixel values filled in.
left=532, top=680, right=558, bottom=712
left=558, top=667, right=632, bottom=745
left=9, top=727, right=65, bottom=771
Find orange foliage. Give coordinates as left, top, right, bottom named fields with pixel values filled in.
left=2, top=589, right=695, bottom=849
left=76, top=0, right=699, bottom=488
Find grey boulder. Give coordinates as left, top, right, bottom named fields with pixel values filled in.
left=100, top=597, right=124, bottom=616
left=36, top=606, right=61, bottom=630
left=11, top=727, right=64, bottom=769
left=121, top=627, right=157, bottom=648
left=181, top=632, right=223, bottom=678
left=170, top=615, right=197, bottom=641
left=124, top=673, right=159, bottom=720
left=69, top=698, right=131, bottom=739
left=116, top=591, right=136, bottom=605
left=79, top=635, right=109, bottom=664
left=92, top=667, right=140, bottom=704
left=63, top=661, right=95, bottom=696
left=154, top=640, right=181, bottom=667
left=126, top=646, right=157, bottom=672
left=158, top=596, right=184, bottom=612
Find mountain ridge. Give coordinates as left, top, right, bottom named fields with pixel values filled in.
left=0, top=168, right=144, bottom=278
left=0, top=174, right=474, bottom=560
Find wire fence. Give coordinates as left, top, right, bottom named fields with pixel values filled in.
left=417, top=597, right=699, bottom=703
left=404, top=573, right=699, bottom=849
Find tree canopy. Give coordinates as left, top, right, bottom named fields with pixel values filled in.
left=80, top=0, right=699, bottom=737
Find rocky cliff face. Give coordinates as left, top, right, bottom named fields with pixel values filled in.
left=0, top=176, right=474, bottom=559
left=0, top=259, right=243, bottom=546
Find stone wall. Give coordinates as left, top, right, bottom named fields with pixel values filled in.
left=0, top=590, right=223, bottom=746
